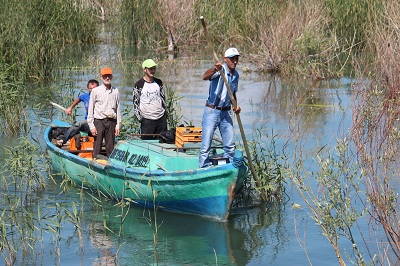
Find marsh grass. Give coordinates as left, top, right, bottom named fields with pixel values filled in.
left=0, top=136, right=50, bottom=264
left=117, top=0, right=376, bottom=78
left=247, top=129, right=286, bottom=202
left=287, top=138, right=366, bottom=265
left=0, top=0, right=389, bottom=82
left=2, top=137, right=47, bottom=194
left=0, top=65, right=27, bottom=136
left=0, top=0, right=98, bottom=81
left=349, top=0, right=400, bottom=262
left=284, top=1, right=400, bottom=259
left=325, top=0, right=383, bottom=48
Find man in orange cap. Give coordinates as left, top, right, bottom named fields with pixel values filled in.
left=87, top=67, right=121, bottom=158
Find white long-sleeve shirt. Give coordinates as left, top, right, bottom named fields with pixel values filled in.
left=87, top=84, right=121, bottom=130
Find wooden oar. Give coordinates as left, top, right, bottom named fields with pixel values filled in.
left=50, top=102, right=67, bottom=112
left=200, top=16, right=266, bottom=201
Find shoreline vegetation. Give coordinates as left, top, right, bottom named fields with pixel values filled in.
left=0, top=0, right=393, bottom=81
left=1, top=0, right=400, bottom=265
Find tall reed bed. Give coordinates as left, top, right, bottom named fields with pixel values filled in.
left=283, top=1, right=400, bottom=263
left=0, top=136, right=48, bottom=264
left=117, top=0, right=382, bottom=78
left=350, top=0, right=400, bottom=262
left=119, top=0, right=281, bottom=50
left=325, top=0, right=383, bottom=47
left=0, top=0, right=98, bottom=81
left=0, top=0, right=387, bottom=81
left=0, top=65, right=27, bottom=136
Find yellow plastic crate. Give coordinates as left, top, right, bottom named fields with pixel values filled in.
left=175, top=127, right=202, bottom=147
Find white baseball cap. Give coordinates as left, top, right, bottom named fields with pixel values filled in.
left=224, top=47, right=241, bottom=58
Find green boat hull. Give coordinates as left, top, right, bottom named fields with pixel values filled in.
left=45, top=121, right=247, bottom=221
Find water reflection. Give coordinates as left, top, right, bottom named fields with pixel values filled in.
left=0, top=39, right=357, bottom=265
left=89, top=222, right=117, bottom=265
left=84, top=203, right=253, bottom=265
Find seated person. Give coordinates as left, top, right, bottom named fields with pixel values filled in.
left=56, top=79, right=99, bottom=147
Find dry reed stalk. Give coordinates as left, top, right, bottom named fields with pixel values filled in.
left=253, top=1, right=333, bottom=76
left=157, top=0, right=197, bottom=47
left=351, top=0, right=400, bottom=262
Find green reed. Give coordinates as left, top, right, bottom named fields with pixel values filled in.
left=0, top=70, right=27, bottom=136
left=0, top=0, right=388, bottom=82
left=119, top=0, right=281, bottom=50
left=325, top=0, right=383, bottom=48
left=0, top=0, right=97, bottom=81
left=165, top=85, right=183, bottom=129
left=0, top=136, right=49, bottom=264
left=246, top=129, right=286, bottom=202
left=117, top=0, right=369, bottom=77
left=287, top=138, right=366, bottom=265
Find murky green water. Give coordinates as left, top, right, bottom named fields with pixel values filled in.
left=0, top=41, right=362, bottom=265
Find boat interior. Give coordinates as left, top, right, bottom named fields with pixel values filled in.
left=50, top=126, right=229, bottom=171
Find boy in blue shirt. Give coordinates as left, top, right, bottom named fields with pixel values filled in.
left=56, top=79, right=99, bottom=147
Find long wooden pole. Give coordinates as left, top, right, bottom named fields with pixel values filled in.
left=50, top=102, right=67, bottom=112
left=200, top=16, right=266, bottom=201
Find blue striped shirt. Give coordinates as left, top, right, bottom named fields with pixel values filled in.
left=206, top=63, right=239, bottom=108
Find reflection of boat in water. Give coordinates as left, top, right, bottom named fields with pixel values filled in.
left=86, top=204, right=251, bottom=265
left=45, top=120, right=247, bottom=221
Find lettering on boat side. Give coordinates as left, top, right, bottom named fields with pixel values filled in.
left=110, top=149, right=130, bottom=161
left=128, top=154, right=150, bottom=167
left=110, top=148, right=149, bottom=167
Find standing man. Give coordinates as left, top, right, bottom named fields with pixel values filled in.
left=133, top=59, right=167, bottom=140
left=56, top=79, right=99, bottom=147
left=87, top=67, right=121, bottom=158
left=199, top=48, right=242, bottom=168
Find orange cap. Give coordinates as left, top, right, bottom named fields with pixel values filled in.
left=100, top=67, right=113, bottom=75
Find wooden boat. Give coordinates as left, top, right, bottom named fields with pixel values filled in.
left=44, top=120, right=248, bottom=221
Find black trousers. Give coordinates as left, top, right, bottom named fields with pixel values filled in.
left=93, top=118, right=116, bottom=157
left=140, top=113, right=167, bottom=140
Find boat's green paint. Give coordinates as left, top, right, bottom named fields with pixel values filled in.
left=45, top=121, right=247, bottom=221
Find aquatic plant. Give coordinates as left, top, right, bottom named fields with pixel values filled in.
left=350, top=0, right=400, bottom=262
left=0, top=65, right=27, bottom=136
left=287, top=138, right=366, bottom=265
left=0, top=136, right=49, bottom=264
left=165, top=85, right=183, bottom=129
left=2, top=136, right=47, bottom=193
left=0, top=88, right=26, bottom=136
left=0, top=0, right=98, bottom=81
left=237, top=128, right=286, bottom=205
left=117, top=0, right=372, bottom=78
left=252, top=129, right=286, bottom=202
left=325, top=0, right=383, bottom=48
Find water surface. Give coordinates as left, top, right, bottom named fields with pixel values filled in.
left=1, top=42, right=363, bottom=265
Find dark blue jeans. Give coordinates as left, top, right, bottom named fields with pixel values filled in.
left=61, top=120, right=90, bottom=144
